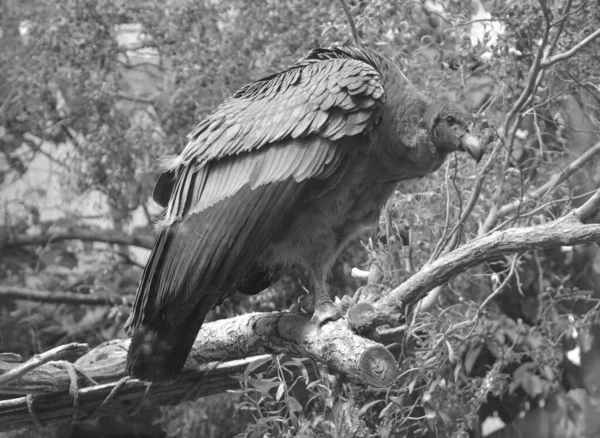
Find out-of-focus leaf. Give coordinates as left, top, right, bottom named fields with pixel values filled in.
left=244, top=355, right=273, bottom=377
left=358, top=399, right=384, bottom=418
left=286, top=396, right=303, bottom=413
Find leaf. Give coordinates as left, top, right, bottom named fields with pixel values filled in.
left=424, top=407, right=436, bottom=419
left=378, top=423, right=392, bottom=438
left=438, top=410, right=453, bottom=426
left=446, top=340, right=455, bottom=364
left=389, top=395, right=404, bottom=406
left=379, top=401, right=396, bottom=419
left=454, top=361, right=462, bottom=382
left=297, top=419, right=312, bottom=435
left=429, top=377, right=439, bottom=393
left=464, top=344, right=483, bottom=374
left=244, top=355, right=273, bottom=376
left=249, top=377, right=280, bottom=392
left=282, top=358, right=309, bottom=382
left=521, top=372, right=545, bottom=398
left=358, top=399, right=384, bottom=418
left=276, top=382, right=285, bottom=401
left=408, top=376, right=417, bottom=394
left=286, top=396, right=303, bottom=412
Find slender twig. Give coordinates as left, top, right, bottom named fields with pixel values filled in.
left=444, top=142, right=498, bottom=251
left=448, top=157, right=464, bottom=250
left=337, top=0, right=360, bottom=46
left=456, top=18, right=512, bottom=27
left=0, top=286, right=133, bottom=306
left=0, top=88, right=18, bottom=118
left=503, top=1, right=552, bottom=132
left=0, top=344, right=89, bottom=387
left=492, top=189, right=597, bottom=232
left=3, top=231, right=154, bottom=250
left=430, top=163, right=453, bottom=262
left=574, top=188, right=600, bottom=222
left=546, top=0, right=573, bottom=56
left=532, top=106, right=544, bottom=156
left=550, top=0, right=584, bottom=27
left=478, top=255, right=519, bottom=314
left=492, top=141, right=600, bottom=223
left=560, top=71, right=600, bottom=108
left=22, top=137, right=69, bottom=171
left=112, top=92, right=157, bottom=105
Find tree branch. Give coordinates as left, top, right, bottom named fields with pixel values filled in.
left=2, top=191, right=600, bottom=431
left=574, top=188, right=600, bottom=223
left=0, top=344, right=89, bottom=388
left=488, top=141, right=600, bottom=231
left=376, top=191, right=600, bottom=313
left=337, top=0, right=360, bottom=46
left=0, top=353, right=315, bottom=432
left=503, top=0, right=552, bottom=132
left=0, top=311, right=398, bottom=431
left=546, top=0, right=572, bottom=56
left=0, top=286, right=133, bottom=306
left=542, top=28, right=600, bottom=68
left=2, top=231, right=154, bottom=250
left=185, top=312, right=398, bottom=388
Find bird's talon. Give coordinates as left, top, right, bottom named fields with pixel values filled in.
left=310, top=302, right=343, bottom=326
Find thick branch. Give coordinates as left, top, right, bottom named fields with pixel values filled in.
left=0, top=312, right=398, bottom=431
left=0, top=286, right=133, bottom=306
left=376, top=194, right=600, bottom=313
left=188, top=312, right=398, bottom=388
left=3, top=231, right=154, bottom=250
left=0, top=354, right=308, bottom=432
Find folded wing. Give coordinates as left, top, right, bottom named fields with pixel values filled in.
left=125, top=49, right=387, bottom=381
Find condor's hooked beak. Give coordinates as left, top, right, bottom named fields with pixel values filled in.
left=458, top=122, right=483, bottom=162
left=460, top=133, right=483, bottom=162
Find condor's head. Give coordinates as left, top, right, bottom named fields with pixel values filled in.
left=426, top=103, right=483, bottom=162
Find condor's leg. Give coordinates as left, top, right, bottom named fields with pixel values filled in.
left=309, top=269, right=343, bottom=325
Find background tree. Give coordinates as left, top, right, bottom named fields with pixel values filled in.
left=1, top=0, right=600, bottom=437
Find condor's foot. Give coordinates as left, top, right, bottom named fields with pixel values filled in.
left=310, top=299, right=343, bottom=326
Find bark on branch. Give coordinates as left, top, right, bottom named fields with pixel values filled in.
left=0, top=312, right=397, bottom=431
left=0, top=353, right=306, bottom=432
left=188, top=312, right=398, bottom=388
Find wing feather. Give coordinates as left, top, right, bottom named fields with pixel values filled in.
left=168, top=52, right=385, bottom=171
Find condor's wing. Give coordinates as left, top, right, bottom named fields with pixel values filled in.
left=126, top=48, right=386, bottom=382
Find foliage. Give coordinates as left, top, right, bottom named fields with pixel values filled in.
left=1, top=0, right=600, bottom=437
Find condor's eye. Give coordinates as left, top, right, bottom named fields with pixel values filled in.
left=446, top=116, right=456, bottom=124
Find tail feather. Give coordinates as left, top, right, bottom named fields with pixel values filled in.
left=126, top=294, right=217, bottom=382
left=125, top=180, right=303, bottom=382
left=125, top=225, right=221, bottom=382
